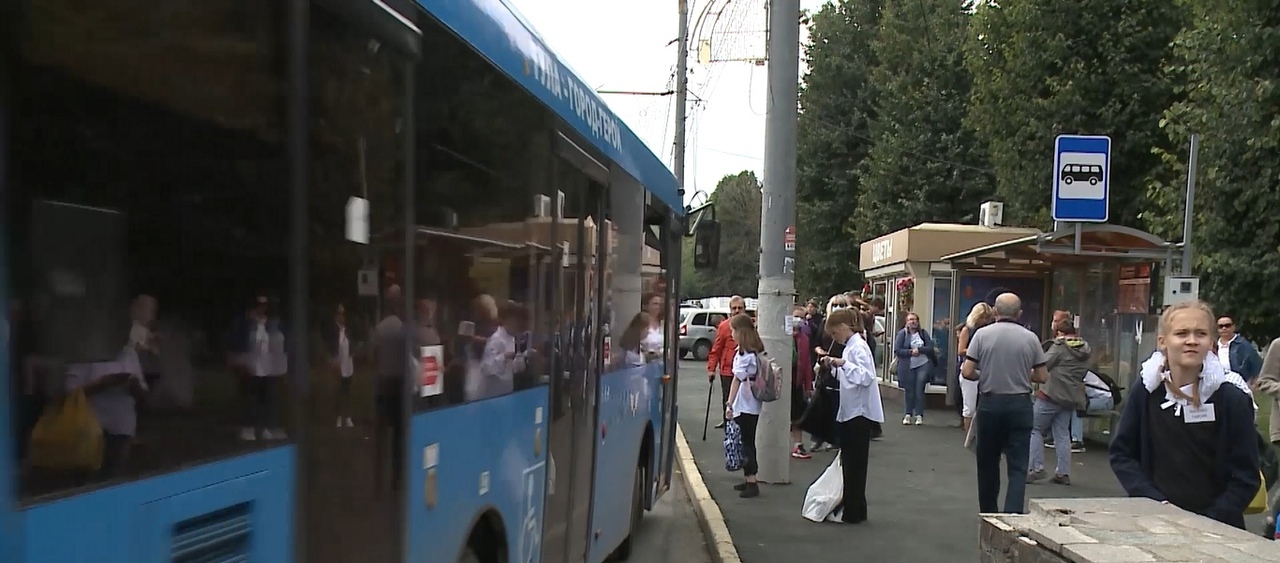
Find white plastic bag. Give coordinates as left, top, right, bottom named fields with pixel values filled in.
left=802, top=455, right=843, bottom=522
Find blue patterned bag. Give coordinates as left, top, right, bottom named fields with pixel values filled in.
left=724, top=419, right=744, bottom=471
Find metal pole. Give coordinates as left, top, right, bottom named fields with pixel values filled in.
left=1181, top=134, right=1199, bottom=275
left=674, top=0, right=690, bottom=196
left=755, top=0, right=800, bottom=484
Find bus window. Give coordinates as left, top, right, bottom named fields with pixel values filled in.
left=301, top=6, right=412, bottom=563
left=10, top=0, right=288, bottom=501
left=405, top=12, right=556, bottom=413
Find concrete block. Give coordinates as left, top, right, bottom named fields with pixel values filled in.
left=1062, top=544, right=1157, bottom=562
left=1024, top=524, right=1100, bottom=553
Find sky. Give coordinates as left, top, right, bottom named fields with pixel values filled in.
left=506, top=0, right=827, bottom=205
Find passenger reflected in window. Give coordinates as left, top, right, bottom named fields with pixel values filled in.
left=415, top=293, right=442, bottom=348
left=614, top=312, right=653, bottom=370
left=231, top=295, right=287, bottom=442
left=63, top=332, right=149, bottom=481
left=642, top=292, right=665, bottom=360
left=470, top=302, right=530, bottom=401
left=324, top=304, right=356, bottom=428
left=373, top=284, right=408, bottom=491
left=128, top=295, right=161, bottom=445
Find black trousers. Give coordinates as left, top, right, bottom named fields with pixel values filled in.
left=837, top=416, right=873, bottom=523
left=735, top=413, right=760, bottom=477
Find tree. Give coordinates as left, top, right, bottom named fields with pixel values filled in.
left=794, top=0, right=885, bottom=300
left=1145, top=0, right=1280, bottom=340
left=964, top=0, right=1185, bottom=228
left=854, top=0, right=992, bottom=241
left=685, top=171, right=762, bottom=298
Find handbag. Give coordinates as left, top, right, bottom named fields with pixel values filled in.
left=724, top=419, right=744, bottom=471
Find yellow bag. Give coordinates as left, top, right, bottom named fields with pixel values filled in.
left=28, top=390, right=104, bottom=472
left=1246, top=470, right=1268, bottom=515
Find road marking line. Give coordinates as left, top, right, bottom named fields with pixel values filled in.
left=675, top=426, right=743, bottom=563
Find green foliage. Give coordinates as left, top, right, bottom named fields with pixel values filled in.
left=1145, top=0, right=1280, bottom=341
left=964, top=0, right=1185, bottom=228
left=795, top=0, right=884, bottom=299
left=854, top=0, right=993, bottom=241
left=680, top=171, right=762, bottom=298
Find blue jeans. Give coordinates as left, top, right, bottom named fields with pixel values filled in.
left=975, top=394, right=1033, bottom=513
left=1071, top=396, right=1115, bottom=442
left=901, top=363, right=930, bottom=416
left=1029, top=398, right=1072, bottom=476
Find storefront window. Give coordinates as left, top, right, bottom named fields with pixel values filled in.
left=929, top=276, right=953, bottom=386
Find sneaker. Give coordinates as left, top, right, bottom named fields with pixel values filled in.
left=344, top=417, right=355, bottom=427
left=1026, top=469, right=1047, bottom=484
left=810, top=441, right=825, bottom=452
left=791, top=446, right=812, bottom=459
left=239, top=427, right=257, bottom=441
left=714, top=421, right=726, bottom=429
left=336, top=417, right=344, bottom=428
left=1051, top=474, right=1071, bottom=485
left=913, top=415, right=924, bottom=426
left=1070, top=442, right=1086, bottom=453
left=739, top=482, right=760, bottom=498
left=1045, top=441, right=1056, bottom=449
left=902, top=415, right=913, bottom=426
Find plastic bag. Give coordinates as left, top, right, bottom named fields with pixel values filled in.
left=29, top=389, right=104, bottom=472
left=802, top=455, right=843, bottom=522
left=1246, top=470, right=1267, bottom=515
left=964, top=412, right=979, bottom=453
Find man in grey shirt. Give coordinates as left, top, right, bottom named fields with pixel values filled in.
left=374, top=285, right=407, bottom=489
left=961, top=293, right=1048, bottom=514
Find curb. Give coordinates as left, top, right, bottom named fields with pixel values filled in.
left=676, top=425, right=743, bottom=563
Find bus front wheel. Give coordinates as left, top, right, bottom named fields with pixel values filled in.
left=612, top=461, right=646, bottom=560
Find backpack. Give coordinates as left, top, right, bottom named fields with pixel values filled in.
left=750, top=352, right=783, bottom=403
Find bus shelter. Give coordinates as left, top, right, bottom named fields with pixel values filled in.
left=859, top=223, right=1039, bottom=391
left=941, top=223, right=1181, bottom=441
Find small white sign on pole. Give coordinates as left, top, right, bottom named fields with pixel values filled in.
left=345, top=196, right=370, bottom=244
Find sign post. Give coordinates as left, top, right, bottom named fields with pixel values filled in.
left=1051, top=135, right=1112, bottom=223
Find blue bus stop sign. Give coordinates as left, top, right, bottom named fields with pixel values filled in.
left=1052, top=135, right=1111, bottom=223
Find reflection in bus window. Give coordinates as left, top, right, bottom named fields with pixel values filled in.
left=9, top=0, right=287, bottom=501
left=405, top=12, right=556, bottom=414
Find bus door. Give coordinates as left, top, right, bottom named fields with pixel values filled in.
left=299, top=4, right=416, bottom=563
left=542, top=135, right=606, bottom=563
left=656, top=222, right=680, bottom=493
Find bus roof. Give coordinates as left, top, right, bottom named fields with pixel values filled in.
left=419, top=0, right=685, bottom=216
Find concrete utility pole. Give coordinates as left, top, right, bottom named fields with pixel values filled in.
left=674, top=0, right=690, bottom=194
left=1180, top=133, right=1199, bottom=275
left=755, top=0, right=800, bottom=484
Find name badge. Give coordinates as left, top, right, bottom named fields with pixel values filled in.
left=1183, top=403, right=1215, bottom=424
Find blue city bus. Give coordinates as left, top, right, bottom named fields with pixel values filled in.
left=0, top=1, right=718, bottom=562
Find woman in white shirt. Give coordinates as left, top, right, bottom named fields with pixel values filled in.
left=641, top=293, right=665, bottom=358
left=724, top=313, right=766, bottom=498
left=613, top=312, right=652, bottom=370
left=821, top=308, right=884, bottom=523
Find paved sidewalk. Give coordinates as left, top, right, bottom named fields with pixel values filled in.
left=674, top=361, right=1269, bottom=563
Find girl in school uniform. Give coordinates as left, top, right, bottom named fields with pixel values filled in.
left=821, top=307, right=885, bottom=524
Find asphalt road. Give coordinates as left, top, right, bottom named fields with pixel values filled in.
left=671, top=359, right=1272, bottom=563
